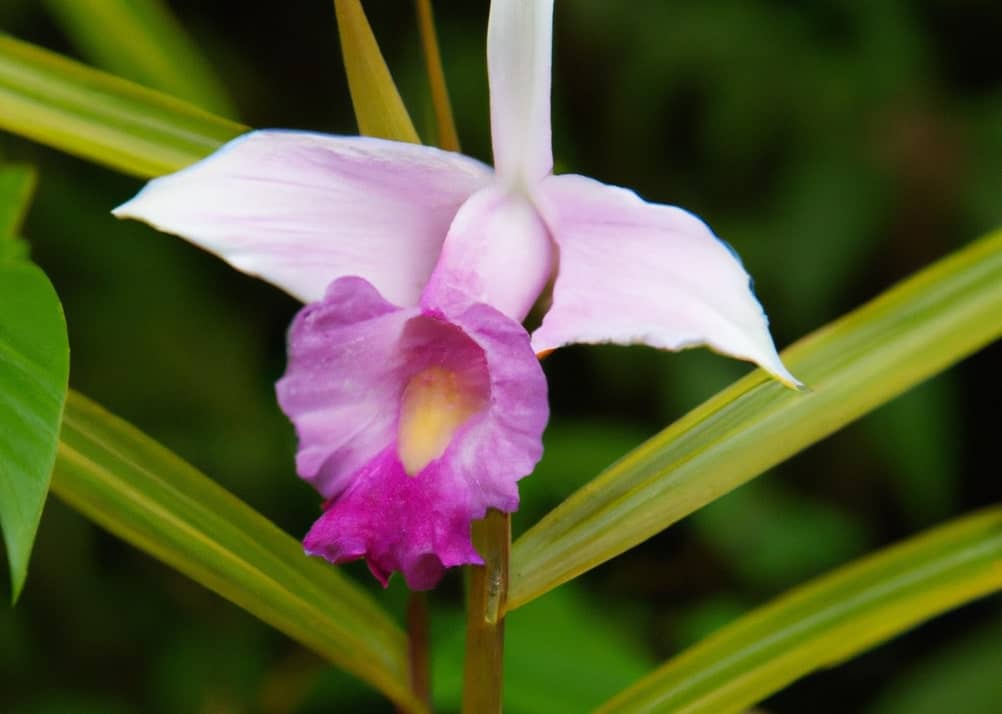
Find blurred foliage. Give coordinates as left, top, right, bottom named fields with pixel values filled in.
left=41, top=0, right=237, bottom=117
left=0, top=1, right=999, bottom=713
left=864, top=613, right=1002, bottom=714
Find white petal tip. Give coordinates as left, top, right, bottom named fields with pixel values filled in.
left=764, top=361, right=805, bottom=392
left=110, top=201, right=132, bottom=219
left=112, top=189, right=151, bottom=220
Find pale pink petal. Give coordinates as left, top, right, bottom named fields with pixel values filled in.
left=422, top=185, right=555, bottom=321
left=532, top=174, right=800, bottom=386
left=113, top=130, right=492, bottom=305
left=488, top=0, right=554, bottom=186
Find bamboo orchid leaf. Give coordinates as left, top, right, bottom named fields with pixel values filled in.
left=0, top=34, right=245, bottom=178
left=333, top=0, right=420, bottom=143
left=594, top=507, right=1002, bottom=714
left=509, top=229, right=1002, bottom=611
left=52, top=391, right=425, bottom=714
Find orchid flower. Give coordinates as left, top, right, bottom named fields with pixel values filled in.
left=113, top=0, right=797, bottom=589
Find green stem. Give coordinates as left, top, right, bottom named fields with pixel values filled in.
left=462, top=510, right=510, bottom=713
left=415, top=0, right=460, bottom=152
left=406, top=592, right=432, bottom=711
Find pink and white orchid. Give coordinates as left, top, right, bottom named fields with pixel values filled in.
left=113, top=0, right=797, bottom=589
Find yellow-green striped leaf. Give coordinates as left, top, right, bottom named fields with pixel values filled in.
left=509, top=229, right=1002, bottom=611
left=0, top=34, right=244, bottom=178
left=334, top=0, right=420, bottom=143
left=53, top=391, right=425, bottom=714
left=595, top=507, right=1002, bottom=714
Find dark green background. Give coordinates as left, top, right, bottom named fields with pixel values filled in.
left=1, top=1, right=1000, bottom=712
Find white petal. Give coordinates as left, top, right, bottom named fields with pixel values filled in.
left=114, top=130, right=492, bottom=305
left=488, top=0, right=554, bottom=186
left=532, top=174, right=800, bottom=387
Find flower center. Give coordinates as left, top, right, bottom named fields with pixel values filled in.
left=397, top=366, right=484, bottom=476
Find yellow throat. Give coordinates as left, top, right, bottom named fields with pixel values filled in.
left=398, top=367, right=484, bottom=476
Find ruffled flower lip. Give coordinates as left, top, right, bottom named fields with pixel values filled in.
left=278, top=277, right=548, bottom=590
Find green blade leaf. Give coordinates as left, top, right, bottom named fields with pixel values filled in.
left=0, top=251, right=70, bottom=602
left=594, top=507, right=1002, bottom=714
left=334, top=0, right=420, bottom=143
left=510, top=229, right=1002, bottom=611
left=0, top=13, right=415, bottom=177
left=41, top=0, right=237, bottom=117
left=52, top=391, right=424, bottom=714
left=0, top=34, right=245, bottom=178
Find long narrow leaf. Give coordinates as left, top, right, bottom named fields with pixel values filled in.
left=509, top=229, right=1002, bottom=611
left=334, top=0, right=420, bottom=143
left=42, top=0, right=236, bottom=117
left=0, top=35, right=244, bottom=178
left=53, top=391, right=424, bottom=714
left=595, top=507, right=1002, bottom=714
